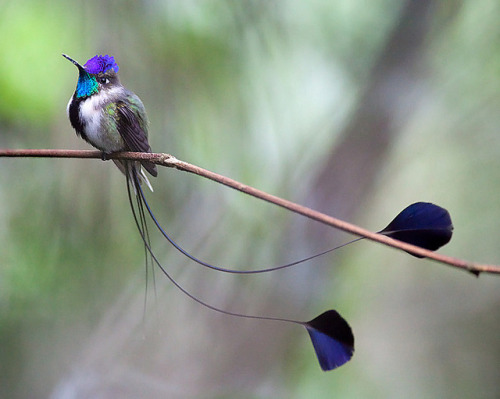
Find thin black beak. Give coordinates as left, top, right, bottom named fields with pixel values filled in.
left=62, top=54, right=86, bottom=74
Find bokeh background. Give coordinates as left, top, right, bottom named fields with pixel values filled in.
left=1, top=0, right=500, bottom=398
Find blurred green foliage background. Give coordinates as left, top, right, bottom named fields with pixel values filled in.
left=1, top=0, right=500, bottom=398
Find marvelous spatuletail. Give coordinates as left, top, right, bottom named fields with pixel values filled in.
left=63, top=53, right=354, bottom=371
left=64, top=54, right=453, bottom=372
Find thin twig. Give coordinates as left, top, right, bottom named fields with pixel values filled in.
left=2, top=148, right=499, bottom=276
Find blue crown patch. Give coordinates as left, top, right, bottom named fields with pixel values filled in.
left=84, top=54, right=119, bottom=74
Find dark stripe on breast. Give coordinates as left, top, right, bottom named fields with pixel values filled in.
left=68, top=95, right=87, bottom=141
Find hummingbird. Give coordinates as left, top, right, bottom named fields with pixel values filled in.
left=63, top=53, right=157, bottom=189
left=63, top=53, right=358, bottom=371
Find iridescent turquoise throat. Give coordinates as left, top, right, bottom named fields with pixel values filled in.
left=76, top=73, right=98, bottom=98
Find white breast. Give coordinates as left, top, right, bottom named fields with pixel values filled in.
left=78, top=87, right=126, bottom=152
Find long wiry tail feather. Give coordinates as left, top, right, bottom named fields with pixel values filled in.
left=115, top=159, right=154, bottom=192
left=125, top=171, right=354, bottom=372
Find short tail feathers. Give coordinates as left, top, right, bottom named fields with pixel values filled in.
left=142, top=160, right=158, bottom=177
left=137, top=166, right=154, bottom=192
left=113, top=160, right=154, bottom=192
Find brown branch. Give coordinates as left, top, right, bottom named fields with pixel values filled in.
left=2, top=148, right=500, bottom=276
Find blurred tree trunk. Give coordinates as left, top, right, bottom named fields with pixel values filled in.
left=303, top=0, right=435, bottom=241
left=282, top=0, right=437, bottom=310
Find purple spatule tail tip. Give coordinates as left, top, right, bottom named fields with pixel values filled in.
left=305, top=310, right=354, bottom=371
left=380, top=202, right=453, bottom=257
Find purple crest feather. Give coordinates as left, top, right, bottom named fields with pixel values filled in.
left=84, top=54, right=119, bottom=74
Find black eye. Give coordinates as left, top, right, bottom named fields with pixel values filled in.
left=99, top=77, right=109, bottom=84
